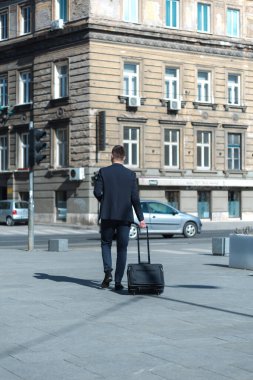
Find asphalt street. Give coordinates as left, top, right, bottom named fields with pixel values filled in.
left=0, top=221, right=253, bottom=380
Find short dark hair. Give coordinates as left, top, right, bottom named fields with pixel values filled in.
left=112, top=145, right=125, bottom=160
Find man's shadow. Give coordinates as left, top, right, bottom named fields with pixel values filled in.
left=34, top=273, right=101, bottom=289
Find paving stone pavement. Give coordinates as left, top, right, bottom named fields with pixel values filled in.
left=0, top=242, right=253, bottom=380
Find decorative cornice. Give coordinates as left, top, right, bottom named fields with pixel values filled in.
left=47, top=118, right=70, bottom=127
left=192, top=122, right=218, bottom=128
left=2, top=19, right=253, bottom=62
left=89, top=28, right=253, bottom=59
left=159, top=120, right=187, bottom=126
left=223, top=104, right=247, bottom=113
left=193, top=102, right=218, bottom=110
left=222, top=124, right=248, bottom=129
left=117, top=116, right=147, bottom=123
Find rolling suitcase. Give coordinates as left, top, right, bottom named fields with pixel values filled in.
left=127, top=226, right=164, bottom=295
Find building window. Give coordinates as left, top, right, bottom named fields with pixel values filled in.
left=123, top=127, right=139, bottom=167
left=227, top=133, right=241, bottom=170
left=0, top=12, right=8, bottom=40
left=197, top=71, right=211, bottom=102
left=123, top=63, right=139, bottom=97
left=228, top=190, right=240, bottom=218
left=20, top=5, right=31, bottom=35
left=198, top=191, right=210, bottom=219
left=0, top=76, right=8, bottom=107
left=0, top=135, right=8, bottom=171
left=197, top=131, right=211, bottom=169
left=20, top=133, right=29, bottom=168
left=19, top=71, right=32, bottom=104
left=197, top=3, right=210, bottom=33
left=164, top=129, right=179, bottom=168
left=56, top=128, right=68, bottom=167
left=165, top=0, right=179, bottom=28
left=165, top=68, right=179, bottom=100
left=165, top=190, right=180, bottom=209
left=54, top=62, right=68, bottom=99
left=228, top=74, right=240, bottom=105
left=123, top=0, right=138, bottom=23
left=55, top=0, right=68, bottom=21
left=56, top=191, right=67, bottom=221
left=227, top=8, right=239, bottom=37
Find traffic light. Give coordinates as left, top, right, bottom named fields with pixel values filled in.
left=0, top=106, right=15, bottom=126
left=29, top=129, right=47, bottom=167
left=0, top=107, right=8, bottom=126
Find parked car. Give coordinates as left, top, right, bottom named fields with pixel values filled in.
left=0, top=200, right=28, bottom=226
left=130, top=200, right=202, bottom=239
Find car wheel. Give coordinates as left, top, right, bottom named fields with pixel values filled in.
left=183, top=222, right=197, bottom=238
left=162, top=234, right=174, bottom=238
left=6, top=216, right=14, bottom=226
left=129, top=224, right=138, bottom=239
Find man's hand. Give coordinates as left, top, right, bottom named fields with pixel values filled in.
left=139, top=220, right=146, bottom=228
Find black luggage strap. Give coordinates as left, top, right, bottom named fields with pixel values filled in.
left=137, top=225, right=151, bottom=264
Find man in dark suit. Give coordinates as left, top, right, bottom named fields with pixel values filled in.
left=94, top=145, right=146, bottom=291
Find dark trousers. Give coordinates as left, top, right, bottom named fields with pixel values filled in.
left=100, top=220, right=130, bottom=284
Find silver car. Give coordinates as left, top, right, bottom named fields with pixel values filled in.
left=0, top=200, right=28, bottom=226
left=130, top=200, right=202, bottom=239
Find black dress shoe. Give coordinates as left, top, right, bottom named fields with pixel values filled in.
left=101, top=272, right=112, bottom=288
left=114, top=283, right=124, bottom=291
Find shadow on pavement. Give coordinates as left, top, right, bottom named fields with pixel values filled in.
left=205, top=263, right=229, bottom=268
left=34, top=273, right=101, bottom=289
left=169, top=284, right=220, bottom=289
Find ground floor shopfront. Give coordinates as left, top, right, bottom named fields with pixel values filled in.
left=138, top=177, right=253, bottom=222
left=1, top=171, right=253, bottom=225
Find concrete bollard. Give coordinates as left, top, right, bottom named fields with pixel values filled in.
left=212, top=237, right=230, bottom=256
left=48, top=239, right=68, bottom=252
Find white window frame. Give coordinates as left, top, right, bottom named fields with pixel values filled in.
left=227, top=8, right=240, bottom=37
left=54, top=62, right=69, bottom=99
left=0, top=76, right=8, bottom=107
left=19, top=71, right=32, bottom=104
left=123, top=127, right=139, bottom=167
left=197, top=131, right=211, bottom=170
left=165, top=0, right=179, bottom=29
left=123, top=0, right=138, bottom=23
left=197, top=70, right=211, bottom=103
left=165, top=68, right=179, bottom=100
left=20, top=132, right=29, bottom=168
left=228, top=74, right=240, bottom=105
left=56, top=128, right=68, bottom=167
left=197, top=3, right=210, bottom=33
left=20, top=5, right=31, bottom=35
left=227, top=133, right=241, bottom=170
left=123, top=63, right=139, bottom=97
left=0, top=11, right=8, bottom=40
left=164, top=129, right=179, bottom=168
left=0, top=135, right=8, bottom=171
left=55, top=0, right=68, bottom=21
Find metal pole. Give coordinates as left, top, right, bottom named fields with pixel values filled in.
left=28, top=121, right=34, bottom=251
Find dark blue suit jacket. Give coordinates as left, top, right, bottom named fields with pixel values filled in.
left=93, top=163, right=144, bottom=223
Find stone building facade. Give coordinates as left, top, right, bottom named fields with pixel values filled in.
left=1, top=0, right=253, bottom=225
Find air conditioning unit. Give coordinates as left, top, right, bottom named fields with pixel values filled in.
left=168, top=99, right=181, bottom=111
left=51, top=19, right=64, bottom=30
left=128, top=96, right=141, bottom=107
left=69, top=168, right=85, bottom=181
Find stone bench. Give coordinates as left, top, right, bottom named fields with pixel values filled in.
left=48, top=239, right=68, bottom=252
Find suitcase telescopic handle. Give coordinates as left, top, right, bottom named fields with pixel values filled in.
left=137, top=225, right=151, bottom=264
